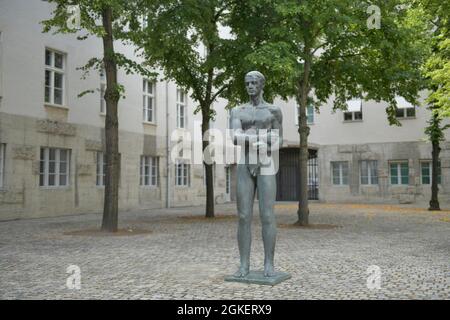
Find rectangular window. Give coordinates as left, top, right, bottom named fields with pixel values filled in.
left=0, top=144, right=5, bottom=188
left=140, top=156, right=159, bottom=186
left=331, top=161, right=349, bottom=185
left=421, top=161, right=441, bottom=185
left=390, top=161, right=409, bottom=185
left=175, top=160, right=190, bottom=186
left=343, top=100, right=363, bottom=122
left=176, top=88, right=186, bottom=128
left=395, top=96, right=416, bottom=119
left=39, top=148, right=70, bottom=187
left=143, top=79, right=155, bottom=123
left=406, top=107, right=416, bottom=117
left=96, top=152, right=106, bottom=186
left=360, top=160, right=378, bottom=185
left=45, top=49, right=65, bottom=105
left=295, top=104, right=314, bottom=125
left=396, top=107, right=416, bottom=118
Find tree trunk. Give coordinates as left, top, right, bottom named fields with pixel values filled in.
left=202, top=111, right=215, bottom=218
left=296, top=58, right=311, bottom=226
left=101, top=6, right=120, bottom=232
left=429, top=139, right=441, bottom=211
left=202, top=57, right=215, bottom=218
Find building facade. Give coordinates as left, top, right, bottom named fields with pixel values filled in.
left=0, top=0, right=449, bottom=220
left=277, top=96, right=450, bottom=205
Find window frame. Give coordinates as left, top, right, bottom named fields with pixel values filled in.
left=176, top=88, right=186, bottom=129
left=389, top=161, right=409, bottom=185
left=45, top=48, right=66, bottom=106
left=342, top=99, right=363, bottom=122
left=175, top=159, right=190, bottom=187
left=343, top=110, right=363, bottom=122
left=395, top=96, right=416, bottom=119
left=395, top=107, right=416, bottom=119
left=143, top=79, right=156, bottom=123
left=39, top=147, right=71, bottom=188
left=331, top=161, right=349, bottom=186
left=360, top=160, right=378, bottom=185
left=140, top=155, right=159, bottom=187
left=420, top=160, right=441, bottom=185
left=295, top=104, right=314, bottom=125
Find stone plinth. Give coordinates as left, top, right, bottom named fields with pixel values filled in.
left=224, top=271, right=291, bottom=286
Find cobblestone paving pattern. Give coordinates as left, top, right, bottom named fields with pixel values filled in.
left=0, top=202, right=449, bottom=299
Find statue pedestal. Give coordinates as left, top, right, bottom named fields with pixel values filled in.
left=224, top=270, right=291, bottom=286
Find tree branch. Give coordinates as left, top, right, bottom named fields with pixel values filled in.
left=211, top=84, right=229, bottom=102
left=180, top=62, right=205, bottom=106
left=325, top=52, right=364, bottom=61
left=214, top=0, right=238, bottom=22
left=312, top=34, right=360, bottom=54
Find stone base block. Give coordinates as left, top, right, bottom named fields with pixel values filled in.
left=224, top=270, right=291, bottom=286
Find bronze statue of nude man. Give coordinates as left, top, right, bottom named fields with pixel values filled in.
left=227, top=71, right=290, bottom=284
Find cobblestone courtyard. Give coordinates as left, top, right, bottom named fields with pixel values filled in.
left=0, top=202, right=449, bottom=299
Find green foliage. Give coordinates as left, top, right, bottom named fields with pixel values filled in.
left=426, top=38, right=450, bottom=117
left=226, top=0, right=428, bottom=124
left=126, top=0, right=237, bottom=119
left=414, top=0, right=450, bottom=117
left=407, top=0, right=450, bottom=143
left=425, top=109, right=450, bottom=143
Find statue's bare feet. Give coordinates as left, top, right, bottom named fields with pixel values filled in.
left=233, top=265, right=249, bottom=278
left=264, top=263, right=275, bottom=277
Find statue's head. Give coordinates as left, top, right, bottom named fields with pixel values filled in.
left=245, top=71, right=265, bottom=97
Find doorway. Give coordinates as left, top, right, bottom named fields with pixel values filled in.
left=276, top=148, right=319, bottom=201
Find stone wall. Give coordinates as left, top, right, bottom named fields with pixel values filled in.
left=0, top=112, right=229, bottom=220
left=318, top=141, right=450, bottom=205
left=4, top=110, right=446, bottom=220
